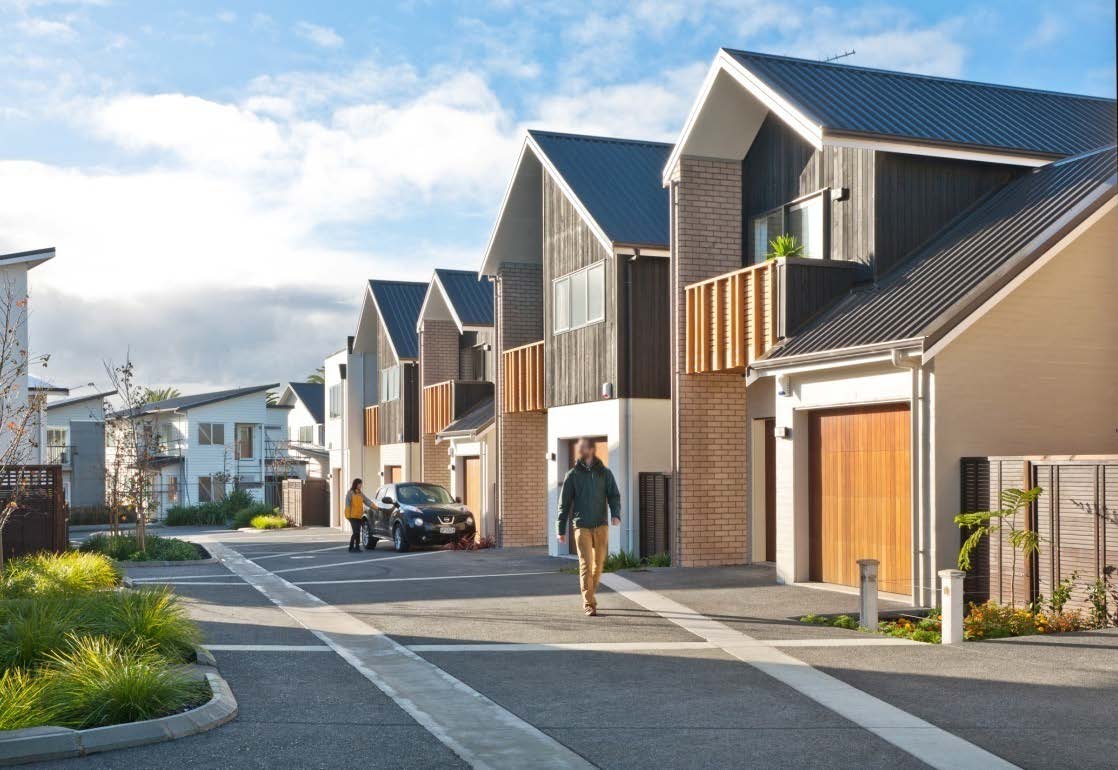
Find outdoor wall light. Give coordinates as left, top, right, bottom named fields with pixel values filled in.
left=545, top=451, right=556, bottom=461
left=448, top=463, right=455, bottom=471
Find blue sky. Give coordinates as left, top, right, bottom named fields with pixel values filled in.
left=1, top=0, right=1114, bottom=391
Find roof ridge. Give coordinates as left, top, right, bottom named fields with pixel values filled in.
left=723, top=48, right=1117, bottom=103
left=368, top=278, right=429, bottom=287
left=528, top=128, right=673, bottom=148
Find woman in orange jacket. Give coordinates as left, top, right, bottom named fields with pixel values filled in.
left=344, top=478, right=374, bottom=552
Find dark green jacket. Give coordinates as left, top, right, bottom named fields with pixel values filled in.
left=557, top=458, right=621, bottom=534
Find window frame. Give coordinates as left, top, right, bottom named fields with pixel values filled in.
left=235, top=424, right=254, bottom=459
left=750, top=188, right=830, bottom=263
left=379, top=365, right=400, bottom=403
left=198, top=422, right=225, bottom=446
left=552, top=260, right=607, bottom=336
left=328, top=383, right=342, bottom=418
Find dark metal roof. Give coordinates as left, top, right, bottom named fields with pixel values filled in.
left=436, top=269, right=494, bottom=326
left=726, top=50, right=1117, bottom=158
left=123, top=384, right=279, bottom=415
left=769, top=147, right=1117, bottom=360
left=529, top=130, right=671, bottom=246
left=369, top=280, right=428, bottom=360
left=0, top=247, right=55, bottom=263
left=28, top=374, right=67, bottom=393
left=46, top=390, right=116, bottom=410
left=286, top=381, right=325, bottom=424
left=438, top=396, right=494, bottom=439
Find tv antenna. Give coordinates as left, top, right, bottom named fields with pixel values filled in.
left=823, top=49, right=856, bottom=63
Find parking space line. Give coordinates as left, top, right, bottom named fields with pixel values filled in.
left=207, top=541, right=593, bottom=770
left=132, top=573, right=243, bottom=583
left=407, top=637, right=922, bottom=653
left=600, top=572, right=1017, bottom=770
left=293, top=570, right=554, bottom=586
left=271, top=549, right=448, bottom=575
left=135, top=580, right=252, bottom=586
left=250, top=544, right=350, bottom=561
left=205, top=644, right=333, bottom=652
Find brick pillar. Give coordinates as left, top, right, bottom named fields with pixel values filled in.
left=418, top=319, right=458, bottom=488
left=495, top=262, right=547, bottom=547
left=670, top=157, right=749, bottom=567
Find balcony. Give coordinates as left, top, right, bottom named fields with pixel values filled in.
left=423, top=380, right=494, bottom=435
left=685, top=257, right=863, bottom=374
left=501, top=340, right=544, bottom=414
left=364, top=405, right=380, bottom=447
left=44, top=445, right=72, bottom=466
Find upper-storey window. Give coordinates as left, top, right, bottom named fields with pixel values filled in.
left=328, top=384, right=342, bottom=418
left=379, top=366, right=400, bottom=403
left=198, top=422, right=225, bottom=446
left=553, top=262, right=605, bottom=334
left=751, top=190, right=827, bottom=262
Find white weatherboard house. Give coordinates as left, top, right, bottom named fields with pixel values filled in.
left=272, top=381, right=328, bottom=480
left=45, top=389, right=115, bottom=508
left=109, top=384, right=277, bottom=516
left=0, top=248, right=56, bottom=465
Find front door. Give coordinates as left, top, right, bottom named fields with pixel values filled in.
left=565, top=437, right=608, bottom=554
left=462, top=456, right=482, bottom=517
left=809, top=404, right=912, bottom=596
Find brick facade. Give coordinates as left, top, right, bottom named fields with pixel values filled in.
left=495, top=262, right=547, bottom=547
left=670, top=157, right=750, bottom=567
left=418, top=319, right=458, bottom=488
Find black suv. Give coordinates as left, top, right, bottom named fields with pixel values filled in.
left=362, top=482, right=476, bottom=552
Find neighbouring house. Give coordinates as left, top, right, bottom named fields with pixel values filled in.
left=0, top=248, right=56, bottom=466
left=667, top=48, right=1117, bottom=604
left=107, top=384, right=278, bottom=516
left=45, top=390, right=115, bottom=508
left=416, top=269, right=496, bottom=538
left=272, top=382, right=327, bottom=480
left=480, top=130, right=673, bottom=555
left=329, top=279, right=427, bottom=526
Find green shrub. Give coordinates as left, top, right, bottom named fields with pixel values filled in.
left=164, top=502, right=227, bottom=526
left=42, top=635, right=208, bottom=728
left=0, top=597, right=79, bottom=669
left=644, top=552, right=671, bottom=568
left=84, top=589, right=201, bottom=662
left=231, top=503, right=277, bottom=529
left=79, top=533, right=201, bottom=562
left=0, top=668, right=63, bottom=731
left=831, top=614, right=859, bottom=630
left=1, top=552, right=120, bottom=599
left=222, top=489, right=253, bottom=516
left=249, top=514, right=289, bottom=530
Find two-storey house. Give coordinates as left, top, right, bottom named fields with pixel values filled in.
left=45, top=389, right=115, bottom=508
left=272, top=381, right=327, bottom=480
left=668, top=49, right=1116, bottom=604
left=480, top=131, right=673, bottom=556
left=416, top=269, right=496, bottom=538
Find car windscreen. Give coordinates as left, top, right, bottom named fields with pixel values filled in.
left=396, top=484, right=454, bottom=506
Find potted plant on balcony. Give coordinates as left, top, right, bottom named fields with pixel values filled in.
left=767, top=234, right=803, bottom=260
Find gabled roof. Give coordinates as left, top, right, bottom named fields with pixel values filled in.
left=435, top=269, right=493, bottom=327
left=0, top=247, right=55, bottom=270
left=28, top=374, right=68, bottom=394
left=437, top=396, right=494, bottom=440
left=666, top=49, right=1117, bottom=179
left=283, top=382, right=325, bottom=424
left=119, top=384, right=279, bottom=416
left=764, top=146, right=1117, bottom=363
left=46, top=390, right=116, bottom=411
left=528, top=130, right=672, bottom=247
left=368, top=280, right=428, bottom=361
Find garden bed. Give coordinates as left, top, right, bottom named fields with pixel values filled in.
left=164, top=490, right=292, bottom=531
left=78, top=534, right=207, bottom=563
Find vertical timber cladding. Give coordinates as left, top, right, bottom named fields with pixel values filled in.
left=671, top=157, right=749, bottom=568
left=419, top=319, right=458, bottom=487
left=809, top=404, right=912, bottom=596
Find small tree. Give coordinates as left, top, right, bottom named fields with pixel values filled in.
left=0, top=276, right=50, bottom=568
left=955, top=486, right=1043, bottom=606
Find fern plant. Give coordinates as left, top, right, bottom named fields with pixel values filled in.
left=955, top=486, right=1043, bottom=606
left=767, top=234, right=803, bottom=259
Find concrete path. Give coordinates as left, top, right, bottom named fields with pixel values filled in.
left=31, top=529, right=1118, bottom=769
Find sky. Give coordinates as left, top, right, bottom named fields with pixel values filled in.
left=2, top=0, right=1114, bottom=395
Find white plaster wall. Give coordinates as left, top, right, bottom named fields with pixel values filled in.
left=746, top=377, right=775, bottom=562
left=447, top=429, right=498, bottom=540
left=545, top=398, right=671, bottom=557
left=379, top=441, right=420, bottom=484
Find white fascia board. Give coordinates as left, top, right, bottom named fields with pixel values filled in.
left=416, top=273, right=465, bottom=334
left=351, top=284, right=380, bottom=354
left=525, top=133, right=615, bottom=258
left=0, top=248, right=55, bottom=270
left=480, top=139, right=535, bottom=277
left=823, top=134, right=1052, bottom=167
left=662, top=51, right=824, bottom=185
left=922, top=195, right=1117, bottom=363
left=614, top=247, right=670, bottom=258
left=747, top=339, right=924, bottom=383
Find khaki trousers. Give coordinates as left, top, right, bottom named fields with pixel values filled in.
left=574, top=525, right=609, bottom=609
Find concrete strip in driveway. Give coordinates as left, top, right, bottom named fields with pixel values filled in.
left=207, top=540, right=594, bottom=770
left=601, top=572, right=1018, bottom=770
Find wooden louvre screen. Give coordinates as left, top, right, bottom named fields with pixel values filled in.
left=685, top=260, right=778, bottom=374
left=363, top=405, right=380, bottom=447
left=502, top=340, right=544, bottom=414
left=0, top=465, right=67, bottom=560
left=422, top=380, right=454, bottom=435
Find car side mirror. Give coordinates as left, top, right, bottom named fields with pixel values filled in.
left=382, top=496, right=394, bottom=506
left=454, top=496, right=462, bottom=504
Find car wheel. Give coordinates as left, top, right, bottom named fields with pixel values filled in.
left=361, top=519, right=378, bottom=551
left=392, top=522, right=410, bottom=553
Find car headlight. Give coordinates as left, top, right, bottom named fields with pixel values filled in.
left=466, top=516, right=474, bottom=526
left=412, top=517, right=424, bottom=528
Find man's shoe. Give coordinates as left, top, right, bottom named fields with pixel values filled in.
left=584, top=607, right=597, bottom=616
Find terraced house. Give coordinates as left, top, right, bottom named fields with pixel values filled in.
left=668, top=50, right=1117, bottom=604
left=416, top=269, right=497, bottom=539
left=480, top=130, right=674, bottom=556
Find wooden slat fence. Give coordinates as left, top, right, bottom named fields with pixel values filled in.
left=502, top=340, right=544, bottom=414
left=0, top=465, right=67, bottom=561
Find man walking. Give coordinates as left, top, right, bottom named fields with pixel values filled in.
left=557, top=438, right=621, bottom=616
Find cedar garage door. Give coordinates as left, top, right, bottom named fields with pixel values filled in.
left=809, top=403, right=912, bottom=596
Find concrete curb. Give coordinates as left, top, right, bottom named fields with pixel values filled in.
left=68, top=524, right=164, bottom=533
left=0, top=646, right=237, bottom=766
left=114, top=556, right=218, bottom=568
left=234, top=526, right=303, bottom=533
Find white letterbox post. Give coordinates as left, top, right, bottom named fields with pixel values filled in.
left=857, top=559, right=879, bottom=630
left=940, top=569, right=966, bottom=644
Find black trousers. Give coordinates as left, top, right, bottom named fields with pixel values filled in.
left=348, top=517, right=361, bottom=549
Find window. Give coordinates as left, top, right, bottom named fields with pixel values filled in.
left=46, top=427, right=68, bottom=465
left=553, top=261, right=606, bottom=334
left=328, top=384, right=342, bottom=418
left=167, top=476, right=179, bottom=504
left=379, top=366, right=400, bottom=403
left=198, top=476, right=225, bottom=503
left=235, top=424, right=254, bottom=459
left=471, top=347, right=487, bottom=382
left=198, top=422, right=225, bottom=446
left=751, top=190, right=827, bottom=262
left=298, top=425, right=315, bottom=444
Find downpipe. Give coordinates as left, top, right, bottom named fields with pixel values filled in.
left=891, top=349, right=929, bottom=606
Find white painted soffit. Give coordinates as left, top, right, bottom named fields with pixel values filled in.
left=416, top=273, right=461, bottom=334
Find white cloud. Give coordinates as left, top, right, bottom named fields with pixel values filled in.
left=294, top=21, right=343, bottom=49
left=15, top=16, right=75, bottom=39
